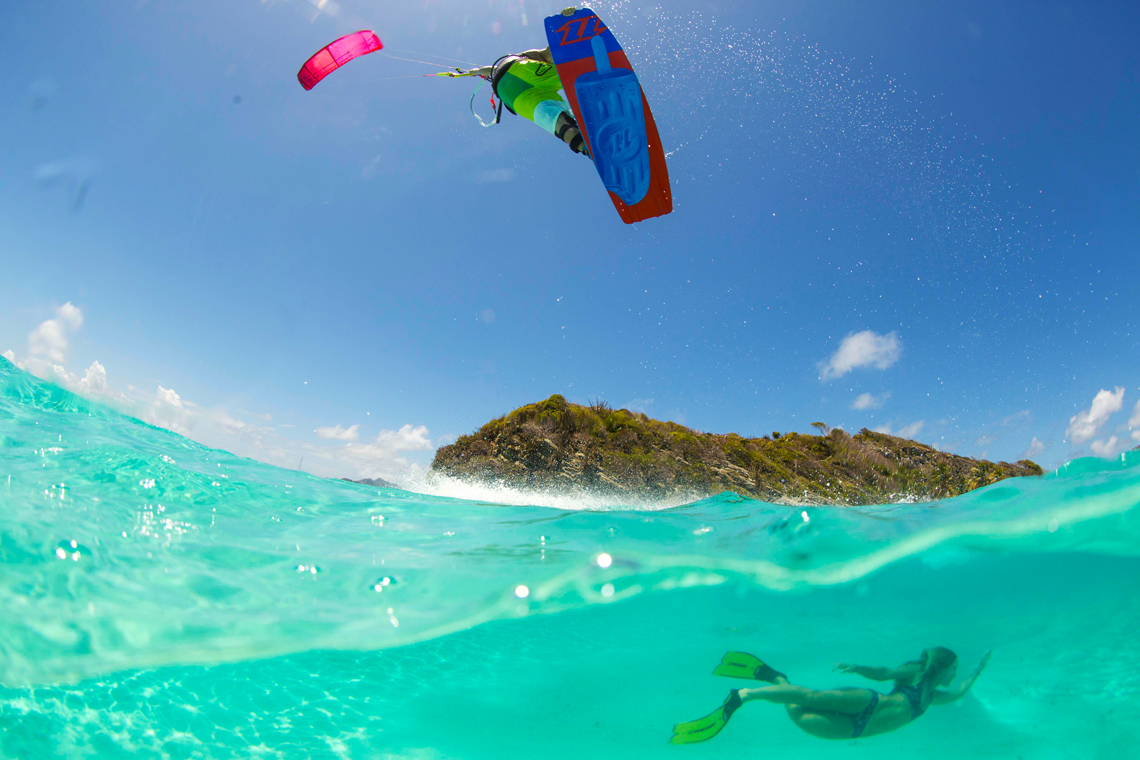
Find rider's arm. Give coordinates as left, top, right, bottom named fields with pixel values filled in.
left=517, top=47, right=554, bottom=64
left=458, top=47, right=547, bottom=79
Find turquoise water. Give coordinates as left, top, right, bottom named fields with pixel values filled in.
left=1, top=355, right=1139, bottom=759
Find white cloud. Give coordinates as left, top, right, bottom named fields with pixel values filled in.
left=206, top=409, right=276, bottom=451
left=25, top=302, right=84, bottom=363
left=5, top=337, right=117, bottom=403
left=1129, top=399, right=1140, bottom=443
left=1090, top=437, right=1127, bottom=458
left=77, top=361, right=107, bottom=394
left=46, top=363, right=75, bottom=385
left=898, top=420, right=925, bottom=438
left=974, top=435, right=997, bottom=447
left=626, top=398, right=654, bottom=414
left=57, top=302, right=83, bottom=329
left=316, top=424, right=434, bottom=480
left=315, top=424, right=360, bottom=441
left=214, top=411, right=251, bottom=436
left=851, top=391, right=890, bottom=410
left=819, top=330, right=901, bottom=381
left=156, top=385, right=184, bottom=408
left=1023, top=437, right=1045, bottom=458
left=373, top=424, right=432, bottom=452
left=143, top=386, right=192, bottom=435
left=872, top=420, right=924, bottom=439
left=1066, top=387, right=1124, bottom=445
left=1000, top=409, right=1032, bottom=426
left=28, top=320, right=68, bottom=362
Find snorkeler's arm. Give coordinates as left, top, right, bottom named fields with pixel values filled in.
left=833, top=662, right=923, bottom=682
left=932, top=650, right=992, bottom=705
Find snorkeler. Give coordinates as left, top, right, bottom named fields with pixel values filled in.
left=442, top=8, right=591, bottom=157
left=671, top=648, right=991, bottom=744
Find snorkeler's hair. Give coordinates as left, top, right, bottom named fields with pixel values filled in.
left=918, top=647, right=958, bottom=687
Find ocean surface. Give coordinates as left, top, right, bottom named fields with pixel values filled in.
left=1, top=355, right=1138, bottom=759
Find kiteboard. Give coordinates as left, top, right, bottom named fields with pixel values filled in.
left=544, top=8, right=672, bottom=224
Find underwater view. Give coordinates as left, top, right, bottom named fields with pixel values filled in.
left=4, top=0, right=1140, bottom=758
left=4, top=347, right=1140, bottom=758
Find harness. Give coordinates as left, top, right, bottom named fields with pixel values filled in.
left=486, top=55, right=561, bottom=121
left=488, top=55, right=521, bottom=115
left=449, top=54, right=513, bottom=127
left=450, top=56, right=587, bottom=155
left=468, top=54, right=525, bottom=127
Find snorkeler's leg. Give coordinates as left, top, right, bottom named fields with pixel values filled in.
left=740, top=685, right=876, bottom=715
left=713, top=652, right=788, bottom=683
left=783, top=704, right=868, bottom=740
left=670, top=689, right=744, bottom=744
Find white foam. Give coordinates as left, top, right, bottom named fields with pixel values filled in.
left=401, top=472, right=704, bottom=512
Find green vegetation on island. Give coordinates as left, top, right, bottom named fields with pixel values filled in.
left=430, top=395, right=1044, bottom=505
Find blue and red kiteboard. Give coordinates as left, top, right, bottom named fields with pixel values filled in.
left=545, top=8, right=672, bottom=224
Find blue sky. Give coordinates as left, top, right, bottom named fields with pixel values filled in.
left=2, top=0, right=1138, bottom=482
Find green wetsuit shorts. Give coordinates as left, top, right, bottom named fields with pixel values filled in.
left=493, top=58, right=574, bottom=136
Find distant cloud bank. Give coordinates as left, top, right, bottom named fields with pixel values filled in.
left=3, top=301, right=436, bottom=483
left=1130, top=399, right=1140, bottom=444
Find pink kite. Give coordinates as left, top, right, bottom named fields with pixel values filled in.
left=298, top=30, right=384, bottom=90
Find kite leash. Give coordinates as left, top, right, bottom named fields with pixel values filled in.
left=432, top=60, right=504, bottom=127
left=467, top=77, right=503, bottom=127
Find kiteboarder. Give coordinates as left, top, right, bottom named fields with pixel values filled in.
left=296, top=6, right=671, bottom=222
left=444, top=7, right=591, bottom=157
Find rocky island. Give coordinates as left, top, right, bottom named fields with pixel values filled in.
left=431, top=394, right=1044, bottom=505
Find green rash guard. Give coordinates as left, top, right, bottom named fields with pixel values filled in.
left=492, top=57, right=574, bottom=135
